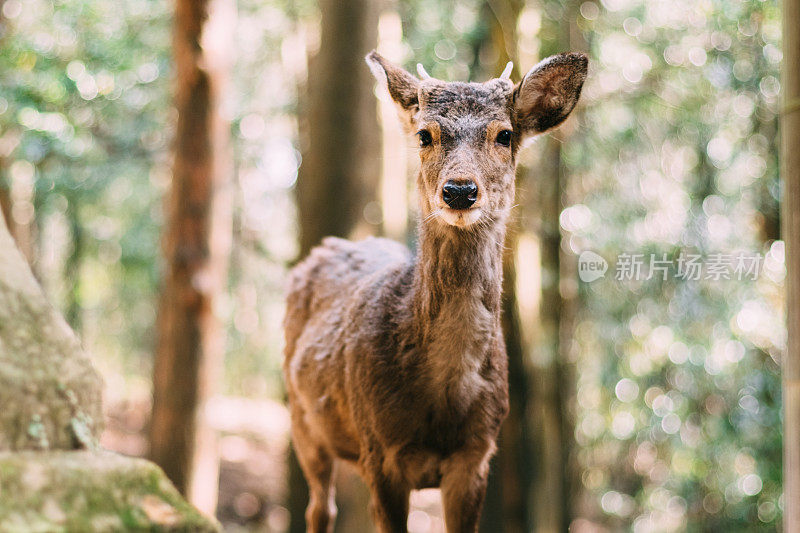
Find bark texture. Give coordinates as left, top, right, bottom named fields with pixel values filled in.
left=782, top=0, right=800, bottom=526
left=0, top=213, right=102, bottom=452
left=149, top=0, right=233, bottom=510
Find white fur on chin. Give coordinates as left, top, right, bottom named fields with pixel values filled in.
left=439, top=207, right=482, bottom=227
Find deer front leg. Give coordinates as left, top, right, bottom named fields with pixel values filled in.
left=440, top=443, right=495, bottom=533
left=363, top=453, right=410, bottom=533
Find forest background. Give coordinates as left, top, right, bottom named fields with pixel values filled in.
left=0, top=0, right=785, bottom=530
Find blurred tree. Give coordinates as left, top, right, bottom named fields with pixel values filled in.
left=531, top=125, right=571, bottom=531
left=782, top=0, right=800, bottom=525
left=526, top=2, right=585, bottom=530
left=0, top=1, right=13, bottom=233
left=295, top=0, right=382, bottom=257
left=149, top=0, right=234, bottom=514
left=0, top=170, right=37, bottom=267
left=0, top=5, right=36, bottom=267
left=289, top=0, right=381, bottom=530
left=475, top=3, right=532, bottom=532
left=479, top=1, right=581, bottom=530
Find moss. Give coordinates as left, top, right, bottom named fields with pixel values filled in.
left=69, top=415, right=95, bottom=449
left=119, top=505, right=144, bottom=529
left=26, top=415, right=49, bottom=449
left=0, top=450, right=220, bottom=532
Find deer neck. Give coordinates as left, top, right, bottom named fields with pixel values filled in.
left=407, top=204, right=507, bottom=389
left=412, top=221, right=505, bottom=316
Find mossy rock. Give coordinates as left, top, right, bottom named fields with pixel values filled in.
left=0, top=216, right=103, bottom=452
left=0, top=450, right=220, bottom=532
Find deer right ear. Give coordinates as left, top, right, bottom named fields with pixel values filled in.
left=366, top=51, right=420, bottom=129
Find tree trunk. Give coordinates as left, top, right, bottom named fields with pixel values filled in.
left=295, top=0, right=381, bottom=257
left=782, top=0, right=800, bottom=527
left=525, top=4, right=584, bottom=529
left=288, top=0, right=380, bottom=531
left=149, top=0, right=234, bottom=515
left=530, top=135, right=570, bottom=533
left=477, top=3, right=530, bottom=532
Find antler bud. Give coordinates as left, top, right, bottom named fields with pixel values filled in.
left=500, top=62, right=513, bottom=80
left=416, top=63, right=432, bottom=80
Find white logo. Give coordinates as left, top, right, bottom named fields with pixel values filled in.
left=578, top=251, right=608, bottom=282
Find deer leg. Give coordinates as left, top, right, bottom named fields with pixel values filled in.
left=363, top=455, right=410, bottom=533
left=440, top=445, right=494, bottom=533
left=291, top=417, right=337, bottom=533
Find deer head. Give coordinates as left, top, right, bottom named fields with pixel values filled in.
left=367, top=51, right=588, bottom=229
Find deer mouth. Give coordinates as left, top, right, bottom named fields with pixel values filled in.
left=439, top=206, right=482, bottom=228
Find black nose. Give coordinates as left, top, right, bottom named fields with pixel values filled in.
left=442, top=180, right=478, bottom=209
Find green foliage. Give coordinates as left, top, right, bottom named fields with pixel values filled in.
left=0, top=0, right=299, bottom=397
left=0, top=0, right=171, bottom=381
left=563, top=0, right=783, bottom=528
left=397, top=0, right=493, bottom=80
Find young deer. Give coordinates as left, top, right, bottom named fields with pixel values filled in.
left=284, top=50, right=587, bottom=533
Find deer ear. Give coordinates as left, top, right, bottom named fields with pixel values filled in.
left=513, top=53, right=588, bottom=138
left=366, top=51, right=420, bottom=128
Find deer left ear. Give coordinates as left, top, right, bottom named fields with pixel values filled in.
left=513, top=53, right=588, bottom=139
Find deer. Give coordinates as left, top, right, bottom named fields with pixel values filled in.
left=283, top=49, right=587, bottom=533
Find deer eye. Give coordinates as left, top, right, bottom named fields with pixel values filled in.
left=496, top=130, right=513, bottom=147
left=417, top=129, right=433, bottom=147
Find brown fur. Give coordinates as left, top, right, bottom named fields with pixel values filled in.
left=284, top=51, right=587, bottom=533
